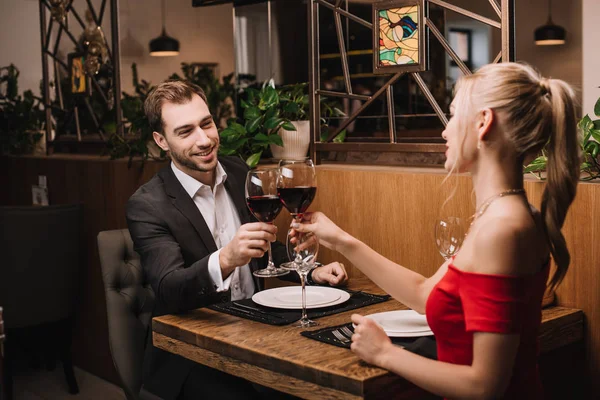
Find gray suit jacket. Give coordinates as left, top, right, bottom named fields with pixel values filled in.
left=126, top=156, right=290, bottom=399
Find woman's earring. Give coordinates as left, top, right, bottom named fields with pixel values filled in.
left=477, top=140, right=482, bottom=150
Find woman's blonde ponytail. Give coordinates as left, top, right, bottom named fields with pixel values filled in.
left=541, top=79, right=580, bottom=290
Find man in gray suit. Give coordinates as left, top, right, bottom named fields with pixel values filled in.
left=127, top=80, right=347, bottom=400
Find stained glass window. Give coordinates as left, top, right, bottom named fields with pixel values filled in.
left=378, top=5, right=419, bottom=67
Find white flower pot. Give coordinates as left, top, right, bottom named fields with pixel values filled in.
left=270, top=120, right=310, bottom=160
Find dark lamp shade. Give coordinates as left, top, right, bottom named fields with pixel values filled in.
left=534, top=23, right=566, bottom=46
left=149, top=32, right=180, bottom=56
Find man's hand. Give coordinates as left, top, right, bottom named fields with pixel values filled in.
left=311, top=262, right=348, bottom=286
left=220, top=222, right=277, bottom=278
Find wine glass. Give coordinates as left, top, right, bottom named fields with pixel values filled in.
left=434, top=217, right=466, bottom=260
left=277, top=158, right=317, bottom=271
left=245, top=168, right=289, bottom=278
left=287, top=230, right=319, bottom=327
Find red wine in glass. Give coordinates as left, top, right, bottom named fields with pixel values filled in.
left=245, top=168, right=289, bottom=278
left=246, top=195, right=283, bottom=223
left=277, top=186, right=317, bottom=216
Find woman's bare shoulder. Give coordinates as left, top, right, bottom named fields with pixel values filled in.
left=470, top=214, right=543, bottom=276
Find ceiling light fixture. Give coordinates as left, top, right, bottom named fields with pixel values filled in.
left=535, top=0, right=566, bottom=46
left=149, top=0, right=180, bottom=56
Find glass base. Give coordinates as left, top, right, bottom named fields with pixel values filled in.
left=296, top=318, right=318, bottom=328
left=279, top=261, right=298, bottom=271
left=252, top=268, right=290, bottom=278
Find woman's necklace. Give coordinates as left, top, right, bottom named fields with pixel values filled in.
left=470, top=188, right=526, bottom=227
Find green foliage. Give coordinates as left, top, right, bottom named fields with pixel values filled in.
left=0, top=64, right=45, bottom=154
left=219, top=80, right=290, bottom=168
left=106, top=63, right=162, bottom=164
left=278, top=82, right=347, bottom=143
left=525, top=95, right=600, bottom=180
left=219, top=81, right=347, bottom=167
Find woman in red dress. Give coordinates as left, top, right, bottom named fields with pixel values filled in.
left=292, top=62, right=579, bottom=399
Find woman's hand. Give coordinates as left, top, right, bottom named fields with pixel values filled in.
left=290, top=212, right=350, bottom=252
left=350, top=314, right=393, bottom=368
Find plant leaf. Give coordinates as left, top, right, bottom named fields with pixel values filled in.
left=262, top=85, right=279, bottom=108
left=268, top=134, right=284, bottom=146
left=254, top=133, right=270, bottom=142
left=579, top=115, right=593, bottom=132
left=281, top=121, right=296, bottom=131
left=229, top=121, right=246, bottom=135
left=218, top=148, right=237, bottom=156
left=244, top=106, right=261, bottom=120
left=246, top=151, right=262, bottom=168
left=595, top=96, right=600, bottom=118
left=264, top=117, right=283, bottom=130
left=333, top=129, right=347, bottom=143
left=229, top=137, right=249, bottom=150
left=220, top=127, right=238, bottom=139
left=246, top=117, right=262, bottom=133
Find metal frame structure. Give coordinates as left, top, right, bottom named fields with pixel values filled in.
left=308, top=0, right=515, bottom=163
left=38, top=0, right=123, bottom=152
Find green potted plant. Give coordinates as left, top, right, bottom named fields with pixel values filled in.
left=218, top=80, right=294, bottom=167
left=525, top=93, right=600, bottom=180
left=0, top=64, right=45, bottom=155
left=271, top=82, right=346, bottom=160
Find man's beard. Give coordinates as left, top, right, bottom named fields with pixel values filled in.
left=169, top=145, right=218, bottom=173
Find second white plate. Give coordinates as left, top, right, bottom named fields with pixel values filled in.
left=364, top=310, right=434, bottom=337
left=252, top=286, right=350, bottom=309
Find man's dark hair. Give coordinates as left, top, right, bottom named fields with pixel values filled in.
left=144, top=79, right=208, bottom=134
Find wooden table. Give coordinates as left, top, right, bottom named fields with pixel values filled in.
left=153, top=279, right=584, bottom=400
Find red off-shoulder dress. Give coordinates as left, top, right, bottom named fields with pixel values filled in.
left=425, top=259, right=550, bottom=399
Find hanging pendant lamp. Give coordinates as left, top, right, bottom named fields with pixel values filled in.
left=149, top=0, right=180, bottom=56
left=534, top=0, right=566, bottom=46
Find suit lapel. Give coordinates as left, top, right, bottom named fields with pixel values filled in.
left=160, top=166, right=218, bottom=253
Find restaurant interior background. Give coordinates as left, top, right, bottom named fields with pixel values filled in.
left=1, top=0, right=599, bottom=398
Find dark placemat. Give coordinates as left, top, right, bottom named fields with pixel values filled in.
left=208, top=289, right=391, bottom=326
left=301, top=322, right=437, bottom=360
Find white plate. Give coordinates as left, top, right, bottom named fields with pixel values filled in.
left=252, top=286, right=350, bottom=309
left=363, top=310, right=434, bottom=337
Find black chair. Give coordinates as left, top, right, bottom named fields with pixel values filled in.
left=0, top=204, right=82, bottom=398
left=97, top=229, right=159, bottom=400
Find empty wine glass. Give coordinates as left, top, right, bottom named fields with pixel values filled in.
left=434, top=217, right=466, bottom=260
left=286, top=230, right=319, bottom=328
left=245, top=168, right=289, bottom=278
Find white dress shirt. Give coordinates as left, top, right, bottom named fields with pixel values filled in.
left=171, top=162, right=255, bottom=301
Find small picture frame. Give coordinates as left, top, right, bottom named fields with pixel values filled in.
left=68, top=52, right=91, bottom=96
left=373, top=0, right=427, bottom=74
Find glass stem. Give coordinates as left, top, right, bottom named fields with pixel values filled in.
left=266, top=241, right=275, bottom=271
left=300, top=270, right=308, bottom=321
left=266, top=221, right=275, bottom=271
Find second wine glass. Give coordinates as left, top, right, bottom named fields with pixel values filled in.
left=277, top=158, right=317, bottom=271
left=245, top=168, right=289, bottom=278
left=434, top=217, right=466, bottom=260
